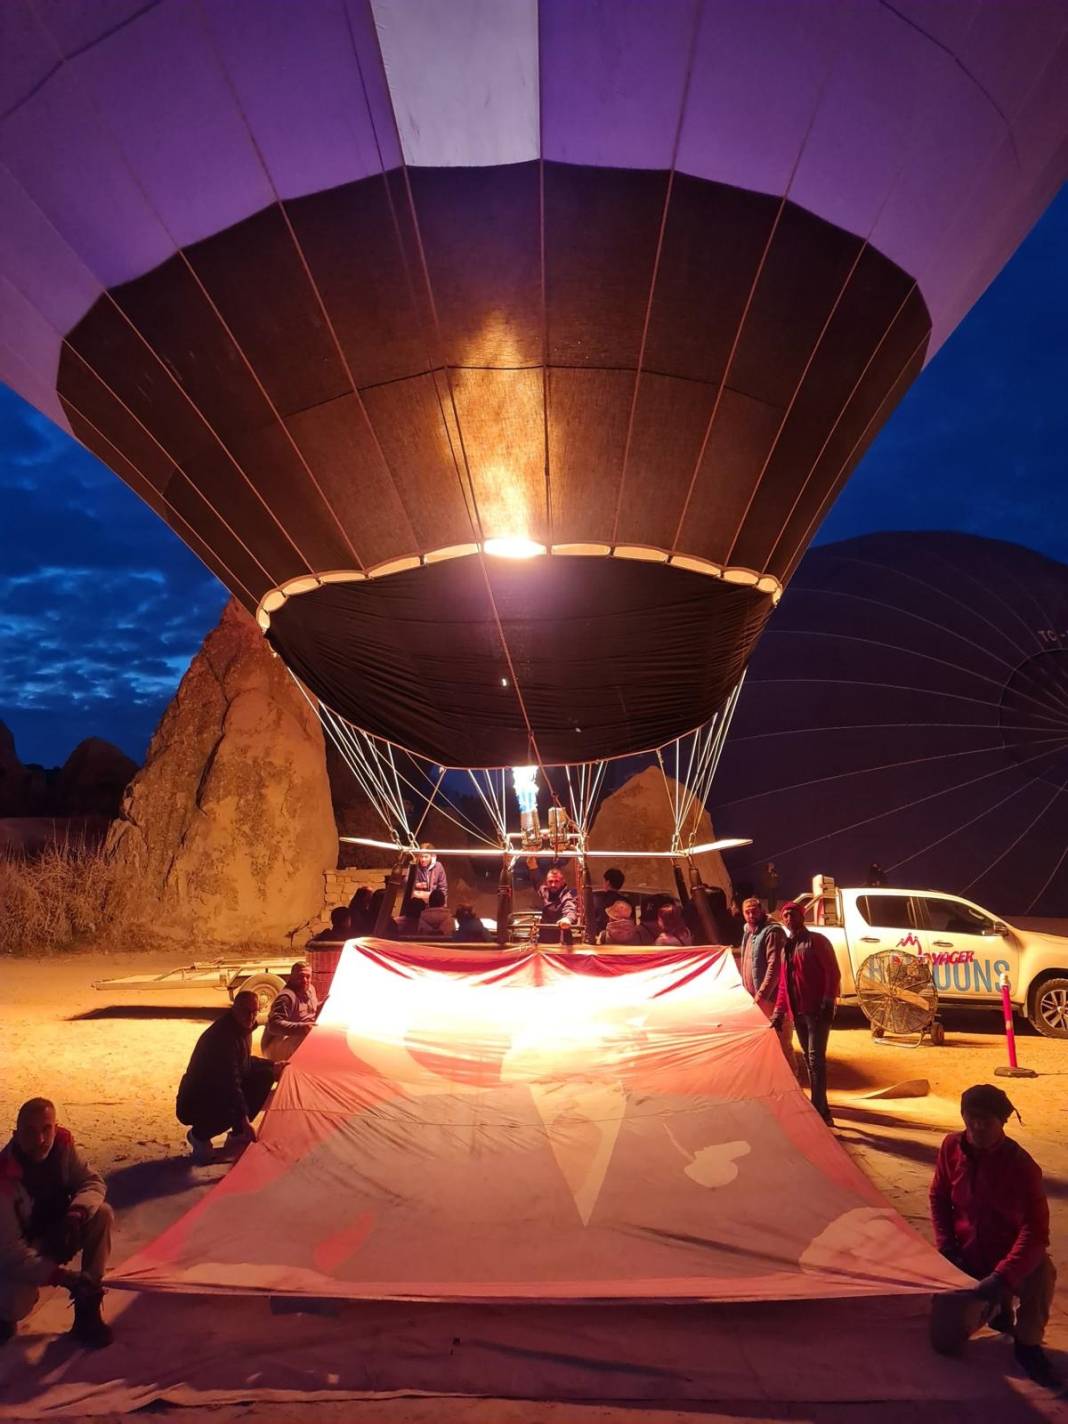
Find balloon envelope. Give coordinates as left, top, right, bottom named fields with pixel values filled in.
left=1, top=1, right=1066, bottom=765
left=714, top=533, right=1068, bottom=917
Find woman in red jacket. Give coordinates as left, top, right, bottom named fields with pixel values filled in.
left=930, top=1083, right=1059, bottom=1388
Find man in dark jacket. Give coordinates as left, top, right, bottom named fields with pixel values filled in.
left=0, top=1098, right=112, bottom=1348
left=261, top=961, right=319, bottom=1063
left=930, top=1083, right=1059, bottom=1387
left=533, top=865, right=578, bottom=932
left=177, top=992, right=277, bottom=1164
left=739, top=897, right=794, bottom=1066
left=773, top=902, right=841, bottom=1125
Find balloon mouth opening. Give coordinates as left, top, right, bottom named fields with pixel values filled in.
left=483, top=537, right=548, bottom=560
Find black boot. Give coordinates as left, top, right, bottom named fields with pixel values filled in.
left=1013, top=1341, right=1063, bottom=1390
left=70, top=1288, right=113, bottom=1349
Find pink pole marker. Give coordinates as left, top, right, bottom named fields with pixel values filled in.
left=995, top=972, right=1037, bottom=1079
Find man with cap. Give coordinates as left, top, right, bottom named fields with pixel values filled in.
left=772, top=901, right=841, bottom=1125
left=930, top=1083, right=1059, bottom=1388
left=739, top=896, right=794, bottom=1064
left=260, top=961, right=319, bottom=1063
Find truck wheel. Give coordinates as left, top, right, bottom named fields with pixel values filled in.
left=1029, top=977, right=1068, bottom=1039
left=236, top=974, right=285, bottom=1026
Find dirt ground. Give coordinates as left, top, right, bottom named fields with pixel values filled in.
left=1, top=948, right=1066, bottom=1420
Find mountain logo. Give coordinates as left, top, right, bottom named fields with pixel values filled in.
left=896, top=933, right=922, bottom=949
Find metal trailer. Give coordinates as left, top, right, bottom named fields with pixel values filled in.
left=92, top=957, right=296, bottom=1021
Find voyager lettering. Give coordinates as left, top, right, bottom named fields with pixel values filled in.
left=890, top=939, right=1010, bottom=995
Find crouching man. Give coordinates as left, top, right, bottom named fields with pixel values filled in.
left=930, top=1083, right=1060, bottom=1389
left=0, top=1098, right=113, bottom=1349
left=260, top=962, right=318, bottom=1063
left=177, top=991, right=278, bottom=1164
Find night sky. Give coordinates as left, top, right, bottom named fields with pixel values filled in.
left=1, top=187, right=1065, bottom=771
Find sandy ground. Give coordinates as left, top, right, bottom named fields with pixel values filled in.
left=1, top=948, right=1067, bottom=1420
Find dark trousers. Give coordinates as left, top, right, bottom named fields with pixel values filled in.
left=0, top=1203, right=113, bottom=1324
left=794, top=1013, right=832, bottom=1118
left=185, top=1059, right=275, bottom=1140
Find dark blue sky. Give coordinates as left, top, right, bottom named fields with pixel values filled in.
left=1, top=187, right=1065, bottom=769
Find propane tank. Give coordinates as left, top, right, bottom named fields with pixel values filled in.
left=547, top=804, right=570, bottom=853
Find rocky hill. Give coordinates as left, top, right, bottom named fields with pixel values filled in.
left=0, top=721, right=137, bottom=819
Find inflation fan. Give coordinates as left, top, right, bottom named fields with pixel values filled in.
left=856, top=952, right=943, bottom=1048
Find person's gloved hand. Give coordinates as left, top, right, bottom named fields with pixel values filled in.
left=820, top=999, right=837, bottom=1024
left=769, top=1011, right=784, bottom=1030
left=57, top=1208, right=87, bottom=1263
left=939, top=1244, right=965, bottom=1270
left=973, top=1272, right=1004, bottom=1302
left=52, top=1265, right=90, bottom=1293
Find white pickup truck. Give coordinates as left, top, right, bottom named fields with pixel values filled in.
left=796, top=879, right=1068, bottom=1039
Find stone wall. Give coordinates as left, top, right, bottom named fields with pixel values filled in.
left=305, top=866, right=386, bottom=938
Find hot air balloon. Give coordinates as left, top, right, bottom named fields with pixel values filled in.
left=715, top=532, right=1068, bottom=917
left=1, top=1, right=1066, bottom=932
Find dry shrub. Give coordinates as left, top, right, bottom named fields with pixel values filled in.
left=0, top=843, right=124, bottom=955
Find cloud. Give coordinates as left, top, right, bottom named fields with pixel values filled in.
left=0, top=386, right=226, bottom=766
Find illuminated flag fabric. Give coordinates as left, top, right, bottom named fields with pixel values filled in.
left=112, top=942, right=965, bottom=1301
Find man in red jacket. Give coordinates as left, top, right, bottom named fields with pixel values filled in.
left=930, top=1083, right=1059, bottom=1388
left=772, top=902, right=841, bottom=1125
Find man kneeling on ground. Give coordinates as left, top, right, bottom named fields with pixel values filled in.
left=261, top=961, right=318, bottom=1063
left=177, top=991, right=279, bottom=1164
left=930, top=1082, right=1060, bottom=1388
left=0, top=1098, right=113, bottom=1349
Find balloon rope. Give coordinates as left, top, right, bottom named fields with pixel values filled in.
left=609, top=0, right=703, bottom=548
left=293, top=677, right=498, bottom=848
left=53, top=381, right=261, bottom=607
left=17, top=6, right=321, bottom=580
left=467, top=769, right=509, bottom=846
left=670, top=17, right=846, bottom=558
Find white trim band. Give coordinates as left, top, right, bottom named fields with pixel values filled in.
left=255, top=546, right=780, bottom=634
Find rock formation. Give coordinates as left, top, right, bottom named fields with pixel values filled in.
left=106, top=600, right=337, bottom=945
left=0, top=720, right=135, bottom=818
left=54, top=737, right=138, bottom=816
left=0, top=721, right=31, bottom=816
left=588, top=765, right=731, bottom=897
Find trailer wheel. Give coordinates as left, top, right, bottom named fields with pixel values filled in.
left=236, top=974, right=285, bottom=1025
left=930, top=1020, right=945, bottom=1046
left=871, top=1025, right=885, bottom=1039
